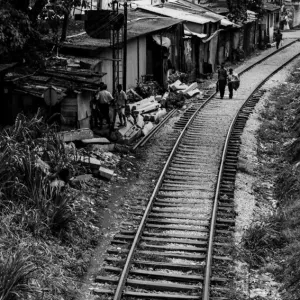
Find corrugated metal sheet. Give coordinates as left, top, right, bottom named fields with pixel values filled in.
left=138, top=5, right=219, bottom=24
left=64, top=11, right=182, bottom=49
left=264, top=3, right=280, bottom=12
left=126, top=16, right=182, bottom=39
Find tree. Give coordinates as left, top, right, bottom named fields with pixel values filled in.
left=0, top=1, right=33, bottom=55
left=50, top=0, right=82, bottom=42
left=247, top=0, right=265, bottom=19
left=226, top=0, right=247, bottom=23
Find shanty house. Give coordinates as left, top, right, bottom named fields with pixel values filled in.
left=62, top=10, right=184, bottom=92
left=137, top=1, right=237, bottom=76
left=261, top=2, right=281, bottom=42
left=3, top=59, right=106, bottom=128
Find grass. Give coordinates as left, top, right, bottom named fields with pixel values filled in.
left=0, top=111, right=102, bottom=300
left=240, top=62, right=300, bottom=299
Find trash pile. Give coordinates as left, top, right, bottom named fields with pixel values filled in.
left=59, top=129, right=120, bottom=181
left=116, top=79, right=203, bottom=144
left=115, top=95, right=167, bottom=144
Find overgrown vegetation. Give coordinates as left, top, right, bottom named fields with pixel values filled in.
left=0, top=0, right=85, bottom=62
left=0, top=112, right=101, bottom=300
left=241, top=63, right=300, bottom=299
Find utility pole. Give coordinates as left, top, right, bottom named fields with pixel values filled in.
left=123, top=0, right=127, bottom=91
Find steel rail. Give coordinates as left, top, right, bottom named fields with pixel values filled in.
left=132, top=108, right=177, bottom=151
left=113, top=93, right=216, bottom=300
left=202, top=46, right=300, bottom=300
left=112, top=39, right=299, bottom=300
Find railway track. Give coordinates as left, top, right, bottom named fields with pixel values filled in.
left=91, top=40, right=300, bottom=300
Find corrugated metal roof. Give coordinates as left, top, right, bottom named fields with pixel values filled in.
left=0, top=63, right=17, bottom=75
left=221, top=18, right=240, bottom=28
left=169, top=0, right=226, bottom=20
left=163, top=1, right=223, bottom=22
left=264, top=3, right=280, bottom=12
left=63, top=11, right=182, bottom=50
left=138, top=5, right=220, bottom=24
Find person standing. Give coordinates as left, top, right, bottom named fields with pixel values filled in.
left=115, top=84, right=127, bottom=127
left=275, top=29, right=283, bottom=49
left=218, top=63, right=227, bottom=99
left=96, top=84, right=113, bottom=129
left=227, top=68, right=235, bottom=99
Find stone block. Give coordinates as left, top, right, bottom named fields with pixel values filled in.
left=81, top=137, right=110, bottom=144
left=136, top=103, right=160, bottom=114
left=78, top=156, right=101, bottom=172
left=186, top=88, right=201, bottom=98
left=59, top=128, right=93, bottom=142
left=123, top=125, right=142, bottom=144
left=182, top=82, right=198, bottom=95
left=99, top=166, right=114, bottom=180
left=142, top=122, right=154, bottom=136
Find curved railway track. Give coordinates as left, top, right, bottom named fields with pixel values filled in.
left=92, top=40, right=300, bottom=300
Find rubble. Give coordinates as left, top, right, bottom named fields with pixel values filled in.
left=99, top=166, right=114, bottom=180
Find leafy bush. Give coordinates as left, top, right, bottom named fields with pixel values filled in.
left=0, top=112, right=101, bottom=299
left=0, top=251, right=36, bottom=300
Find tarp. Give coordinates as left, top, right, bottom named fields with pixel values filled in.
left=152, top=35, right=171, bottom=48
left=184, top=24, right=207, bottom=39
left=221, top=18, right=241, bottom=28
left=202, top=29, right=222, bottom=43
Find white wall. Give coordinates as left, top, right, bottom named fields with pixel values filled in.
left=100, top=36, right=147, bottom=93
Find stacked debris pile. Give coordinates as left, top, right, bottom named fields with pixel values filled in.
left=114, top=79, right=204, bottom=144
left=114, top=95, right=170, bottom=144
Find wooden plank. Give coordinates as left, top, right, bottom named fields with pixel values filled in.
left=92, top=288, right=114, bottom=295
left=137, top=250, right=205, bottom=260
left=141, top=244, right=206, bottom=252
left=95, top=276, right=119, bottom=283
left=103, top=266, right=122, bottom=273
left=149, top=213, right=208, bottom=220
left=141, top=236, right=207, bottom=245
left=146, top=224, right=208, bottom=231
left=143, top=231, right=207, bottom=240
left=124, top=291, right=199, bottom=299
left=133, top=260, right=203, bottom=270
left=126, top=279, right=200, bottom=291
left=147, top=218, right=209, bottom=226
left=130, top=269, right=203, bottom=281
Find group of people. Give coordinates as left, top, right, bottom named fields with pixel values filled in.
left=90, top=82, right=127, bottom=131
left=217, top=64, right=239, bottom=99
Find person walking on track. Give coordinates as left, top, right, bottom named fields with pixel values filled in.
left=218, top=63, right=228, bottom=99
left=275, top=29, right=283, bottom=49
left=227, top=68, right=235, bottom=99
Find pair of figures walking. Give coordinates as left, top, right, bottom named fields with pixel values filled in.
left=217, top=64, right=239, bottom=99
